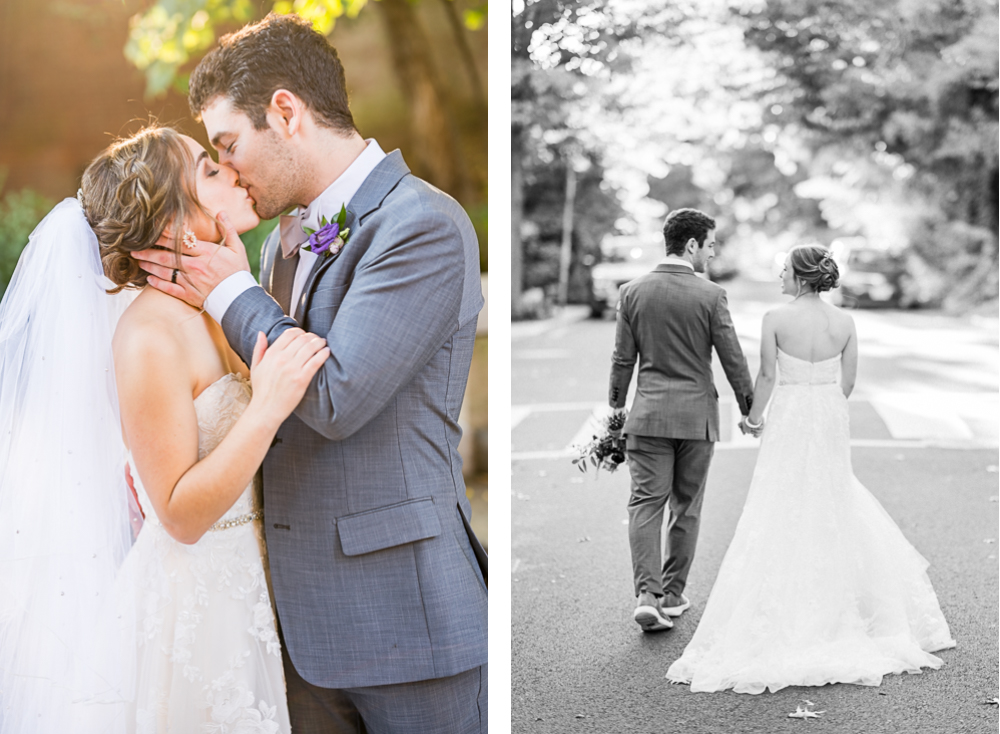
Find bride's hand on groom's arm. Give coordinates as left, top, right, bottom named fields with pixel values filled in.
left=131, top=212, right=251, bottom=309
left=248, top=329, right=330, bottom=428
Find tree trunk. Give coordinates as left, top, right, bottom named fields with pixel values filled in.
left=377, top=0, right=471, bottom=202
left=437, top=0, right=485, bottom=110
left=557, top=161, right=577, bottom=305
left=512, top=125, right=525, bottom=312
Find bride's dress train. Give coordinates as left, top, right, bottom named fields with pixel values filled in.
left=666, top=350, right=955, bottom=694
left=123, top=373, right=290, bottom=731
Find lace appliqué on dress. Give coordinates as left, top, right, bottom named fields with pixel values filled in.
left=125, top=374, right=290, bottom=732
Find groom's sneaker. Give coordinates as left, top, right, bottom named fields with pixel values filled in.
left=661, top=593, right=691, bottom=617
left=633, top=593, right=673, bottom=632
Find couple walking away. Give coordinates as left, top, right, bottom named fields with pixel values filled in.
left=0, top=13, right=487, bottom=734
left=610, top=208, right=955, bottom=694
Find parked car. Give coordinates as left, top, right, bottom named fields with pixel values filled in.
left=832, top=246, right=906, bottom=308
left=707, top=249, right=740, bottom=283
left=588, top=259, right=655, bottom=317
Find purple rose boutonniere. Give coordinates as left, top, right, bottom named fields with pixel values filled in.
left=303, top=204, right=350, bottom=258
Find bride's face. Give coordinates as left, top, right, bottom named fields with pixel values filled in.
left=780, top=255, right=797, bottom=296
left=181, top=135, right=260, bottom=241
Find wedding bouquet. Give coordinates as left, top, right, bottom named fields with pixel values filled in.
left=571, top=409, right=627, bottom=474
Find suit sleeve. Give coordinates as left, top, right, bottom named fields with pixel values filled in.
left=710, top=290, right=754, bottom=415
left=608, top=288, right=636, bottom=408
left=222, top=209, right=466, bottom=442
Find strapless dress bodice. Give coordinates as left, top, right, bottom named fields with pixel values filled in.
left=128, top=373, right=260, bottom=527
left=777, top=349, right=840, bottom=386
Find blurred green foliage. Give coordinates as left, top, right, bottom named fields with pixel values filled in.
left=0, top=183, right=53, bottom=296
left=465, top=202, right=487, bottom=273
left=127, top=0, right=486, bottom=98
left=125, top=0, right=256, bottom=98
left=240, top=217, right=279, bottom=282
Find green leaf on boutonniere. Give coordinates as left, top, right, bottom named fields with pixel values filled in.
left=320, top=214, right=329, bottom=227
left=336, top=204, right=348, bottom=228
left=302, top=226, right=316, bottom=235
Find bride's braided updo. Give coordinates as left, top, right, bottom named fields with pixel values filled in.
left=79, top=125, right=209, bottom=294
left=789, top=244, right=840, bottom=293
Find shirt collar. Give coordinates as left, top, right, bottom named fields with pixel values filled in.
left=298, top=139, right=386, bottom=231
left=659, top=255, right=695, bottom=270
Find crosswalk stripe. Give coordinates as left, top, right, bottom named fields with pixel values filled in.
left=512, top=392, right=998, bottom=458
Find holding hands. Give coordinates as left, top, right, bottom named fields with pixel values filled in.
left=739, top=414, right=765, bottom=438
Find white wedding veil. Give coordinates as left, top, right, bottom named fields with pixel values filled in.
left=0, top=198, right=137, bottom=732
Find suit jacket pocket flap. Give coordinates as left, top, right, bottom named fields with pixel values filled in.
left=338, top=498, right=441, bottom=557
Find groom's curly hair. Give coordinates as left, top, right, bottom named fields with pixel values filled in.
left=662, top=208, right=716, bottom=256
left=188, top=13, right=356, bottom=135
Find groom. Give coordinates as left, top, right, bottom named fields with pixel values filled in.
left=609, top=208, right=754, bottom=633
left=134, top=14, right=487, bottom=732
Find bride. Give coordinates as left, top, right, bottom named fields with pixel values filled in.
left=666, top=244, right=955, bottom=695
left=0, top=125, right=328, bottom=731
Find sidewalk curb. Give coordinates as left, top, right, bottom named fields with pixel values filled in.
left=512, top=305, right=591, bottom=341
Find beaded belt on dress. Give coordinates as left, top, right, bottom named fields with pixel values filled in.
left=209, top=510, right=262, bottom=531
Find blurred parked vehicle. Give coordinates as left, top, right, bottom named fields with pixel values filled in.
left=589, top=259, right=655, bottom=317
left=707, top=249, right=740, bottom=283
left=830, top=245, right=907, bottom=308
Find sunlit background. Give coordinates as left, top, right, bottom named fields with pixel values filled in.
left=0, top=0, right=489, bottom=547
left=512, top=0, right=998, bottom=319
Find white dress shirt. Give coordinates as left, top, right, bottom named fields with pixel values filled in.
left=204, top=139, right=387, bottom=323
left=659, top=255, right=695, bottom=270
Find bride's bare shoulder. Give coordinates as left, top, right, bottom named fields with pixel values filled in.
left=822, top=300, right=856, bottom=328
left=112, top=288, right=194, bottom=373
left=764, top=303, right=796, bottom=323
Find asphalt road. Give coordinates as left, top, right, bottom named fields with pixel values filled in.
left=511, top=280, right=999, bottom=734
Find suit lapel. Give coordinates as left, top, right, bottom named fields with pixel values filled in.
left=294, top=208, right=357, bottom=323
left=293, top=151, right=412, bottom=323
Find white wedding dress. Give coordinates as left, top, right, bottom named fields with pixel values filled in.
left=122, top=373, right=291, bottom=732
left=666, top=349, right=956, bottom=694
left=0, top=200, right=290, bottom=732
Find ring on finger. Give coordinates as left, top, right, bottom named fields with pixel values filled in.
left=171, top=269, right=179, bottom=284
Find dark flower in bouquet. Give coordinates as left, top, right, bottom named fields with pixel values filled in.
left=572, top=409, right=627, bottom=474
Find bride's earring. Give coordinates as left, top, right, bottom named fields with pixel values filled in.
left=182, top=230, right=197, bottom=249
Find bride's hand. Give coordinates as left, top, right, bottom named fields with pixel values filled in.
left=249, top=329, right=330, bottom=425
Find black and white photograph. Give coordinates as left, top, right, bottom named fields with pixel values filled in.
left=512, top=0, right=999, bottom=730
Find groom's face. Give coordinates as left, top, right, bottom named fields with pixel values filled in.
left=690, top=230, right=716, bottom=273
left=202, top=96, right=303, bottom=220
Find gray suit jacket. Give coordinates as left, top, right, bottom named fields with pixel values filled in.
left=609, top=263, right=753, bottom=441
left=221, top=151, right=487, bottom=688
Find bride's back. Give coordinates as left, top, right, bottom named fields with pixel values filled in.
left=771, top=298, right=854, bottom=363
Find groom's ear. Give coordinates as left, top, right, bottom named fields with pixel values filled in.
left=268, top=89, right=304, bottom=138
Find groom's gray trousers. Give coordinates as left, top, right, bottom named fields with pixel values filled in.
left=626, top=434, right=714, bottom=598
left=610, top=265, right=753, bottom=601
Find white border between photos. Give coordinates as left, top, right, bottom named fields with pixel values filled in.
left=486, top=4, right=511, bottom=731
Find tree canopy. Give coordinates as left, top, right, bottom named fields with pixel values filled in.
left=512, top=0, right=998, bottom=312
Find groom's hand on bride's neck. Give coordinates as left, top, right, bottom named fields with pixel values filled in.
left=132, top=212, right=251, bottom=309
